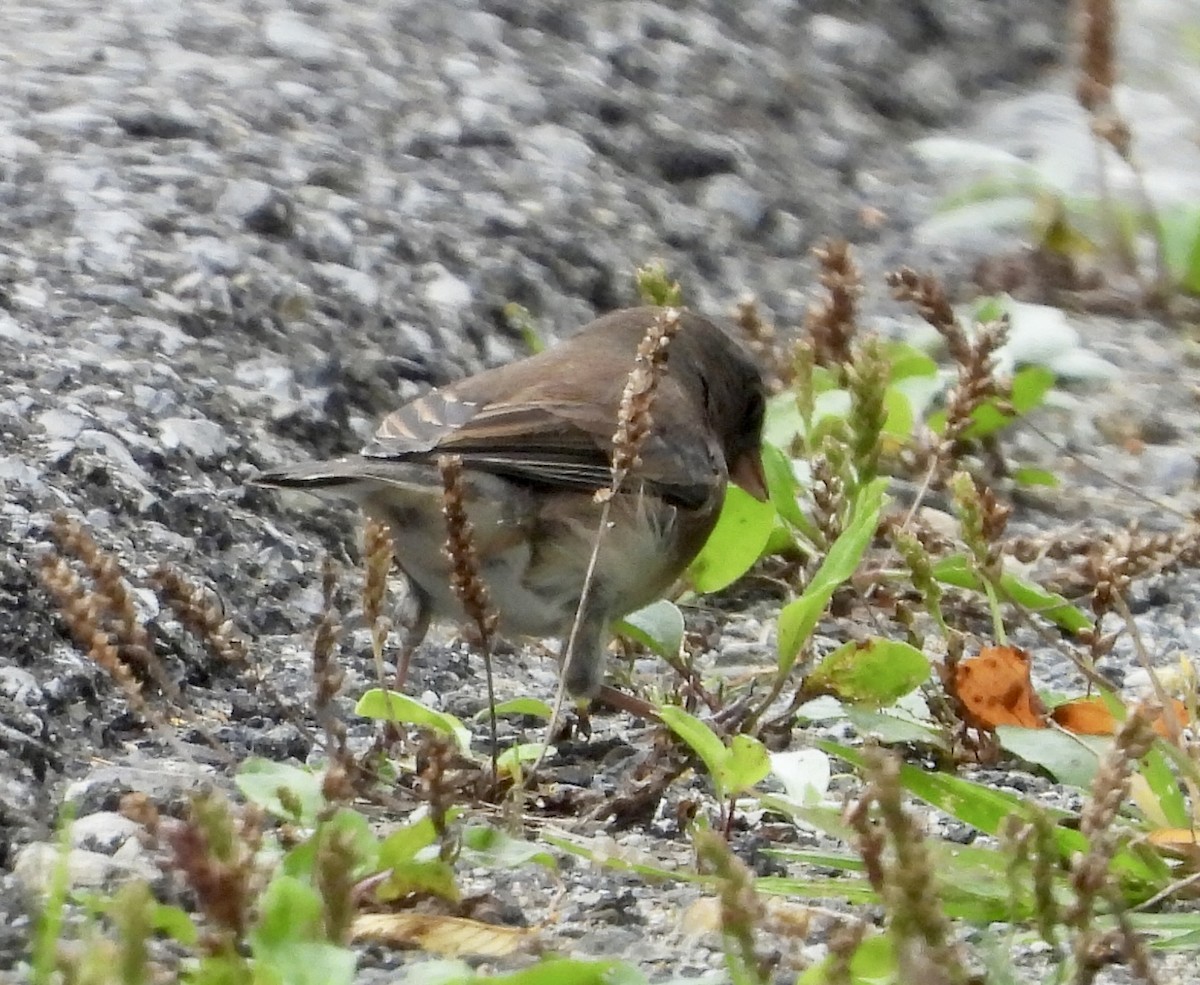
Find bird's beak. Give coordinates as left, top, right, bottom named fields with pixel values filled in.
left=730, top=449, right=769, bottom=502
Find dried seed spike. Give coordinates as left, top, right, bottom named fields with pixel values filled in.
left=438, top=455, right=498, bottom=646
left=438, top=455, right=500, bottom=776
left=885, top=267, right=969, bottom=364
left=806, top=239, right=861, bottom=371
left=609, top=306, right=680, bottom=491
left=38, top=553, right=146, bottom=712
left=151, top=565, right=249, bottom=666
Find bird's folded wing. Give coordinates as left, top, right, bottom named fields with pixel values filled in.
left=363, top=393, right=716, bottom=508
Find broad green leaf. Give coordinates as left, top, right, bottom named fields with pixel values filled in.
left=1013, top=466, right=1059, bottom=487
left=150, top=903, right=198, bottom=946
left=283, top=808, right=379, bottom=881
left=658, top=705, right=729, bottom=786
left=236, top=759, right=325, bottom=825
left=805, top=638, right=930, bottom=706
left=1160, top=204, right=1200, bottom=293
left=376, top=859, right=459, bottom=903
left=461, top=825, right=557, bottom=871
left=254, top=942, right=357, bottom=985
left=884, top=343, right=938, bottom=382
left=496, top=742, right=550, bottom=778
left=717, top=734, right=771, bottom=796
left=844, top=707, right=950, bottom=749
left=997, top=725, right=1105, bottom=788
left=881, top=385, right=914, bottom=440
left=797, top=931, right=895, bottom=985
left=355, top=690, right=472, bottom=755
left=378, top=814, right=447, bottom=866
left=761, top=440, right=811, bottom=532
left=1136, top=744, right=1190, bottom=828
left=475, top=697, right=552, bottom=720
left=1010, top=365, right=1056, bottom=413
left=252, top=875, right=323, bottom=948
left=973, top=296, right=1008, bottom=323
left=689, top=485, right=776, bottom=592
left=616, top=599, right=684, bottom=658
left=777, top=478, right=887, bottom=666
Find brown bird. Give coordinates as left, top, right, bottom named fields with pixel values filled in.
left=253, top=306, right=767, bottom=698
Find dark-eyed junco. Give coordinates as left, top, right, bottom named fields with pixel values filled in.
left=253, top=306, right=767, bottom=698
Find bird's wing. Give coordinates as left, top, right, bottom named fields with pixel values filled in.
left=363, top=382, right=717, bottom=508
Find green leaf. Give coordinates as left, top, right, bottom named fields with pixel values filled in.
left=797, top=932, right=895, bottom=985
left=283, top=808, right=380, bottom=882
left=496, top=742, right=550, bottom=778
left=253, top=942, right=357, bottom=985
left=1010, top=365, right=1056, bottom=413
left=844, top=707, right=950, bottom=749
left=757, top=875, right=878, bottom=907
left=461, top=824, right=558, bottom=871
left=474, top=697, right=552, bottom=721
left=658, top=705, right=729, bottom=789
left=761, top=441, right=810, bottom=532
left=253, top=875, right=324, bottom=949
left=1160, top=204, right=1200, bottom=293
left=716, top=734, right=771, bottom=797
left=236, top=760, right=325, bottom=825
left=1138, top=744, right=1191, bottom=828
left=616, top=599, right=685, bottom=658
left=818, top=740, right=1074, bottom=836
left=498, top=959, right=648, bottom=985
left=932, top=555, right=1092, bottom=634
left=881, top=386, right=915, bottom=440
left=1012, top=466, right=1059, bottom=487
left=355, top=690, right=473, bottom=755
left=376, top=859, right=460, bottom=903
left=777, top=478, right=887, bottom=667
left=805, top=638, right=930, bottom=706
left=392, top=957, right=648, bottom=985
left=150, top=903, right=199, bottom=946
left=689, top=485, right=777, bottom=592
left=997, top=725, right=1104, bottom=788
left=378, top=815, right=444, bottom=866
left=885, top=343, right=939, bottom=382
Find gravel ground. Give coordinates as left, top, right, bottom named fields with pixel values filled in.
left=3, top=0, right=1200, bottom=981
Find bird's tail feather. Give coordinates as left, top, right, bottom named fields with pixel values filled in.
left=251, top=457, right=439, bottom=498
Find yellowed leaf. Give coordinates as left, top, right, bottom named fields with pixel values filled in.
left=350, top=912, right=532, bottom=957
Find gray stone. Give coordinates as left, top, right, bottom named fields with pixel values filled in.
left=158, top=416, right=228, bottom=460
left=262, top=12, right=338, bottom=67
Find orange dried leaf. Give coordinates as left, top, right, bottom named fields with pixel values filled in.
left=1146, top=828, right=1200, bottom=860
left=1051, top=696, right=1116, bottom=736
left=951, top=645, right=1046, bottom=731
left=1150, top=699, right=1190, bottom=738
left=1050, top=696, right=1189, bottom=738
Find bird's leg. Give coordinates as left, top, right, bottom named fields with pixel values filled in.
left=394, top=582, right=432, bottom=694
left=560, top=590, right=610, bottom=699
